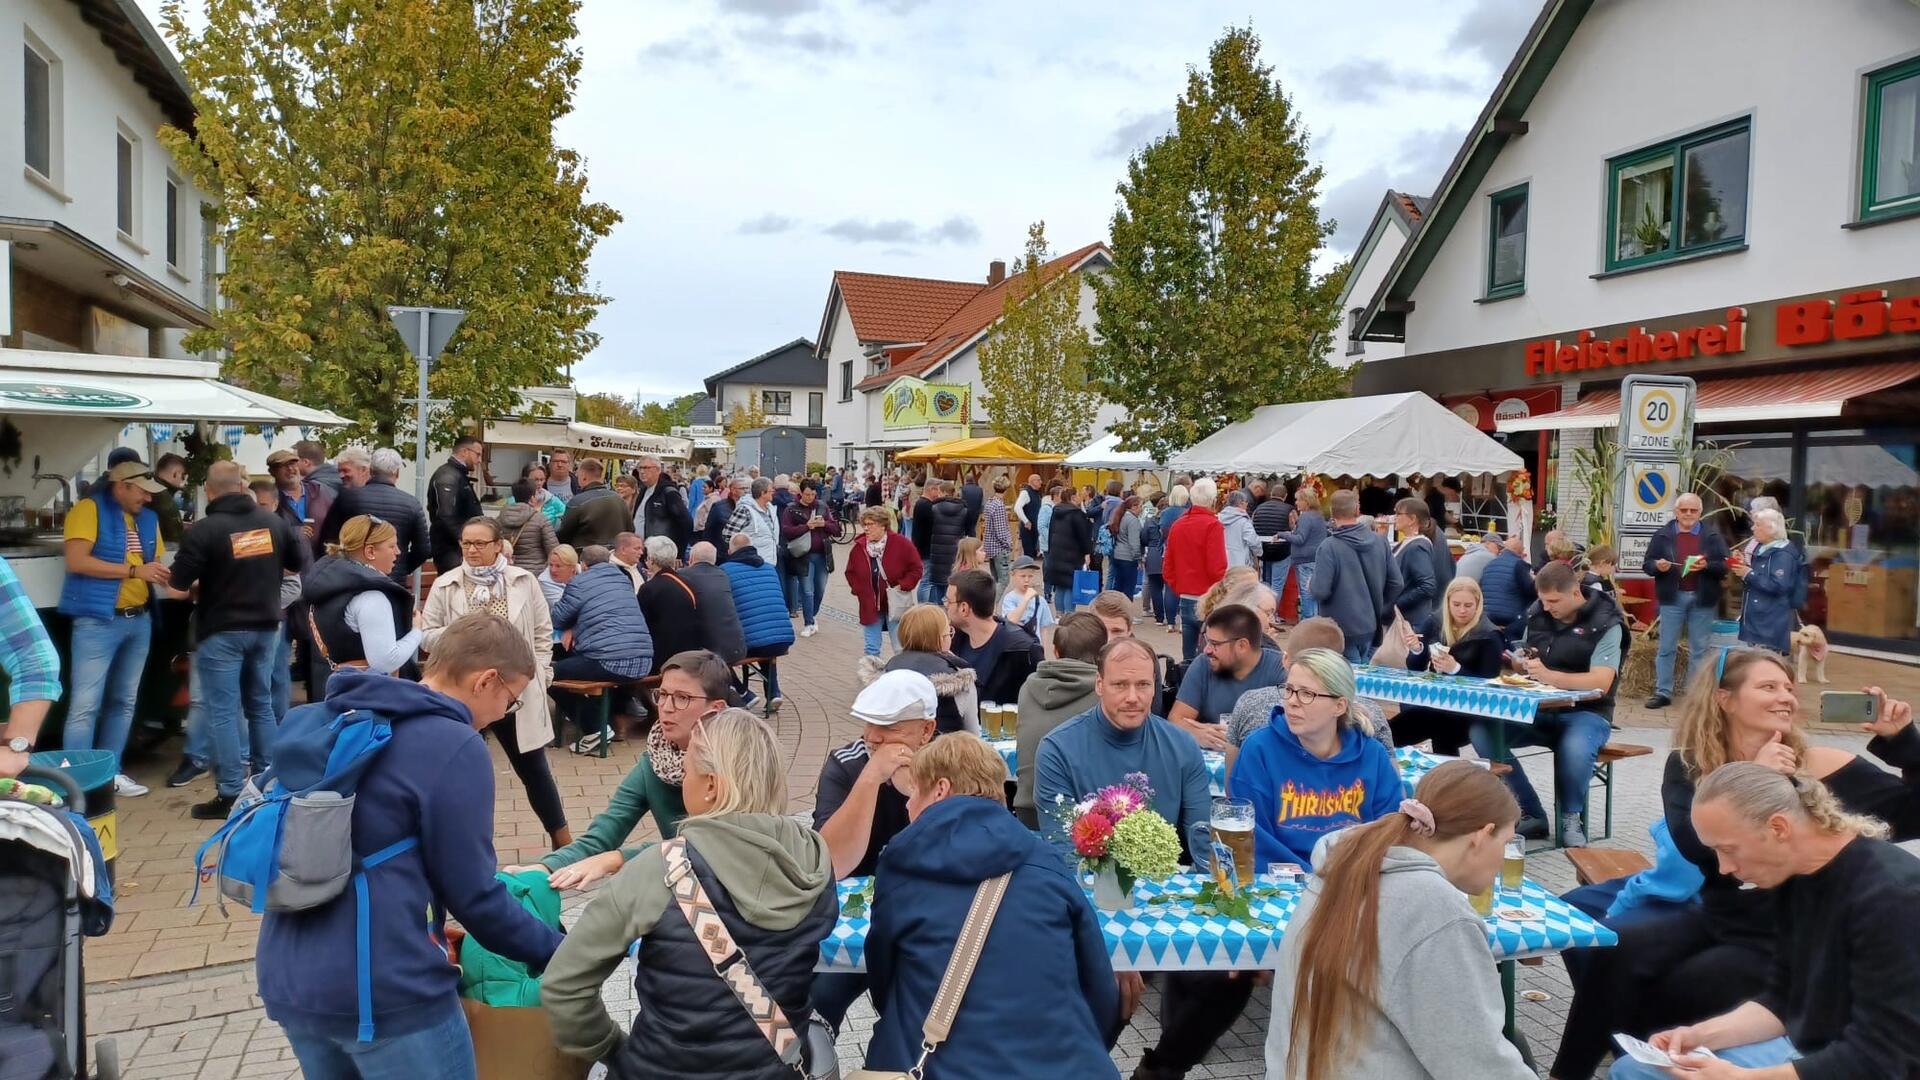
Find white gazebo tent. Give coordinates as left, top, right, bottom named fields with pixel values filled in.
left=1064, top=431, right=1165, bottom=471
left=1169, top=392, right=1522, bottom=478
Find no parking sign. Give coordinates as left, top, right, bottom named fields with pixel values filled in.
left=1613, top=375, right=1695, bottom=575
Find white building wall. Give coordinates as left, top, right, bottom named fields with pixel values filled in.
left=1404, top=0, right=1920, bottom=358
left=3, top=0, right=212, bottom=316
left=1331, top=218, right=1409, bottom=368
left=820, top=302, right=873, bottom=465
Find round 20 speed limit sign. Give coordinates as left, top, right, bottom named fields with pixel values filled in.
left=1624, top=382, right=1689, bottom=455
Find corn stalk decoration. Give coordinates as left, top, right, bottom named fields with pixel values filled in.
left=1569, top=435, right=1744, bottom=548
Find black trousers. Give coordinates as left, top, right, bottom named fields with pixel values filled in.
left=487, top=723, right=567, bottom=834
left=1551, top=905, right=1770, bottom=1079
left=1135, top=972, right=1256, bottom=1077
left=1388, top=706, right=1473, bottom=756
left=1020, top=524, right=1039, bottom=558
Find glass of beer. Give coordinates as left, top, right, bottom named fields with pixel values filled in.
left=1001, top=703, right=1018, bottom=738
left=1502, top=836, right=1526, bottom=893
left=1470, top=882, right=1495, bottom=917
left=1210, top=797, right=1256, bottom=886
left=980, top=702, right=1002, bottom=739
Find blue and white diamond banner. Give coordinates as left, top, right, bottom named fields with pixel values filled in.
left=991, top=738, right=1225, bottom=797
left=1355, top=665, right=1595, bottom=725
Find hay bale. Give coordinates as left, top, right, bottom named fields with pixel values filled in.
left=1620, top=627, right=1689, bottom=700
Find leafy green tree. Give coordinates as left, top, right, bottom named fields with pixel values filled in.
left=976, top=222, right=1102, bottom=455
left=637, top=391, right=705, bottom=433
left=577, top=392, right=648, bottom=430
left=723, top=400, right=769, bottom=438
left=1089, top=26, right=1348, bottom=462
left=159, top=0, right=619, bottom=448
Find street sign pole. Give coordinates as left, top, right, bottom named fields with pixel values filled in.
left=1613, top=374, right=1696, bottom=576
left=385, top=305, right=466, bottom=595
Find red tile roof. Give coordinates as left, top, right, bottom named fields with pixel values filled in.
left=833, top=271, right=985, bottom=345
left=854, top=242, right=1110, bottom=391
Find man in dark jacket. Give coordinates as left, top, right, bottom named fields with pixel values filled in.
left=721, top=533, right=795, bottom=709
left=258, top=617, right=563, bottom=1074
left=427, top=436, right=485, bottom=572
left=699, top=474, right=742, bottom=554
left=318, top=448, right=430, bottom=583
left=170, top=462, right=302, bottom=819
left=267, top=448, right=333, bottom=560
left=1643, top=492, right=1729, bottom=709
left=632, top=455, right=693, bottom=557
left=946, top=569, right=1042, bottom=708
left=959, top=469, right=985, bottom=536
left=1044, top=485, right=1097, bottom=614
left=1014, top=471, right=1045, bottom=557
left=1309, top=489, right=1401, bottom=664
left=555, top=459, right=627, bottom=550
left=653, top=541, right=748, bottom=668
left=1481, top=533, right=1537, bottom=642
left=1250, top=487, right=1295, bottom=600
left=295, top=440, right=342, bottom=495
left=911, top=477, right=971, bottom=603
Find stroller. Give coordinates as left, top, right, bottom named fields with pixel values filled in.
left=0, top=765, right=118, bottom=1080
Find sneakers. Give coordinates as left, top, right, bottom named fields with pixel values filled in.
left=1645, top=693, right=1672, bottom=709
left=113, top=773, right=149, bottom=798
left=737, top=689, right=760, bottom=711
left=166, top=758, right=206, bottom=788
left=1560, top=813, right=1591, bottom=848
left=569, top=731, right=606, bottom=755
left=801, top=625, right=818, bottom=638
left=190, top=794, right=236, bottom=820
left=1515, top=815, right=1551, bottom=841
left=767, top=695, right=785, bottom=716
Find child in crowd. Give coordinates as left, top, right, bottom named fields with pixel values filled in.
left=999, top=555, right=1056, bottom=639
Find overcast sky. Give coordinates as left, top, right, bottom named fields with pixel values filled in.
left=133, top=0, right=1538, bottom=400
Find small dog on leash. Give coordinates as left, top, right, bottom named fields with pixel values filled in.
left=1792, top=623, right=1829, bottom=684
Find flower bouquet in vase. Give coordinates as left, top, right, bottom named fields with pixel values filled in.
left=1051, top=773, right=1182, bottom=913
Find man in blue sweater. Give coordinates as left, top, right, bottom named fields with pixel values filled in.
left=257, top=613, right=564, bottom=1078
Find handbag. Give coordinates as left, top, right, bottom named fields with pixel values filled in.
left=787, top=529, right=816, bottom=560
left=846, top=870, right=1012, bottom=1080
left=661, top=838, right=838, bottom=1079
left=1373, top=610, right=1413, bottom=668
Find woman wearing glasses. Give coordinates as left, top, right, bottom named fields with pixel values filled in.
left=422, top=515, right=570, bottom=849
left=302, top=514, right=423, bottom=691
left=1228, top=647, right=1402, bottom=870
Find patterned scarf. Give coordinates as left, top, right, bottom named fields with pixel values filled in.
left=647, top=721, right=686, bottom=786
left=464, top=554, right=509, bottom=604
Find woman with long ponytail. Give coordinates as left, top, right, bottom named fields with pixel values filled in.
left=1268, top=761, right=1534, bottom=1080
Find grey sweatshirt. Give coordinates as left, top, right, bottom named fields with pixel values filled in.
left=1012, top=657, right=1101, bottom=823
left=1266, top=840, right=1533, bottom=1080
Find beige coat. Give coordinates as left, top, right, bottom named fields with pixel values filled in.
left=420, top=562, right=555, bottom=752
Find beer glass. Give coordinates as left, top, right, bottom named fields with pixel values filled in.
left=1210, top=797, right=1256, bottom=886
left=1501, top=836, right=1526, bottom=892
left=1469, top=882, right=1495, bottom=917
left=980, top=702, right=1002, bottom=739
left=1001, top=702, right=1019, bottom=738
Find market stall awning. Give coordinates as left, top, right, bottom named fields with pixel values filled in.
left=1171, top=392, right=1521, bottom=477
left=485, top=418, right=692, bottom=459
left=895, top=436, right=1065, bottom=465
left=1497, top=361, right=1920, bottom=432
left=0, top=350, right=349, bottom=425
left=1065, top=431, right=1166, bottom=470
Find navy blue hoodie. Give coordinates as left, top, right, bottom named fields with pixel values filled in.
left=255, top=670, right=564, bottom=1039
left=865, top=796, right=1121, bottom=1078
left=1230, top=719, right=1403, bottom=870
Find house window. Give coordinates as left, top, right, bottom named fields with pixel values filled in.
left=808, top=392, right=824, bottom=426
left=839, top=360, right=853, bottom=401
left=1606, top=120, right=1749, bottom=270
left=1862, top=57, right=1920, bottom=222
left=165, top=177, right=182, bottom=268
left=116, top=132, right=138, bottom=239
left=1486, top=183, right=1528, bottom=296
left=1345, top=307, right=1364, bottom=357
left=761, top=390, right=791, bottom=415
left=23, top=43, right=53, bottom=179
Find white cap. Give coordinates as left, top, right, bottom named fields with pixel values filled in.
left=851, top=670, right=938, bottom=726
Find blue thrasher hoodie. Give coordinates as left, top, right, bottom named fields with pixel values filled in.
left=864, top=796, right=1121, bottom=1078
left=1229, top=719, right=1403, bottom=870
left=254, top=669, right=564, bottom=1040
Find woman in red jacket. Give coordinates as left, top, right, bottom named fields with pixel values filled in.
left=845, top=506, right=924, bottom=658
left=1162, top=476, right=1228, bottom=662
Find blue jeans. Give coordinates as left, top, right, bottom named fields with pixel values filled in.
left=1178, top=597, right=1201, bottom=661
left=273, top=630, right=293, bottom=722
left=283, top=1000, right=476, bottom=1080
left=918, top=578, right=942, bottom=604
left=1470, top=708, right=1612, bottom=819
left=1161, top=579, right=1179, bottom=625
left=1343, top=639, right=1373, bottom=666
left=863, top=619, right=885, bottom=656
left=1111, top=559, right=1140, bottom=600
left=1655, top=593, right=1718, bottom=697
left=62, top=613, right=152, bottom=761
left=197, top=629, right=281, bottom=798
left=781, top=566, right=800, bottom=614
left=1295, top=562, right=1317, bottom=619
left=1264, top=557, right=1291, bottom=602
left=1608, top=1036, right=1799, bottom=1078
left=811, top=971, right=869, bottom=1031
left=797, top=552, right=829, bottom=626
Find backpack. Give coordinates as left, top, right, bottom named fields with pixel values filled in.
left=191, top=705, right=427, bottom=1043
left=1095, top=523, right=1115, bottom=557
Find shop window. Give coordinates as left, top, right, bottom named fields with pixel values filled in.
left=1862, top=57, right=1920, bottom=222
left=1606, top=120, right=1749, bottom=270
left=1486, top=183, right=1527, bottom=297
left=1801, top=436, right=1920, bottom=645
left=761, top=390, right=791, bottom=416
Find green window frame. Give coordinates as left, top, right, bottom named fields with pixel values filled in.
left=1486, top=183, right=1528, bottom=298
left=1861, top=56, right=1920, bottom=222
left=1604, top=119, right=1750, bottom=271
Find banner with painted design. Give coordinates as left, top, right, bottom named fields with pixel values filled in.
left=880, top=376, right=971, bottom=430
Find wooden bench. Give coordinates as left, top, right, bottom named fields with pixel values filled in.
left=1589, top=743, right=1654, bottom=843
left=550, top=679, right=621, bottom=758
left=1567, top=846, right=1653, bottom=887
left=734, top=655, right=785, bottom=716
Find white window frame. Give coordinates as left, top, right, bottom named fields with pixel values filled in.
left=115, top=123, right=144, bottom=249
left=22, top=31, right=65, bottom=195
left=761, top=389, right=792, bottom=416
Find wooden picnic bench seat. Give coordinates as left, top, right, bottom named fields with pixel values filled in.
left=1589, top=743, right=1654, bottom=842
left=1567, top=846, right=1653, bottom=887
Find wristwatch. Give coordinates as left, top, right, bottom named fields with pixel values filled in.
left=6, top=736, right=31, bottom=754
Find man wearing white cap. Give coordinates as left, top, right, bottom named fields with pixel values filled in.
left=810, top=669, right=939, bottom=1034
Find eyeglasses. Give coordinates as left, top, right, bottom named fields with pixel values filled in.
left=1280, top=683, right=1339, bottom=706
left=1202, top=636, right=1242, bottom=652
left=460, top=538, right=497, bottom=549
left=658, top=690, right=708, bottom=712
left=502, top=697, right=522, bottom=717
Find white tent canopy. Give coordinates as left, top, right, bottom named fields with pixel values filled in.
left=0, top=350, right=350, bottom=425
left=1065, top=431, right=1165, bottom=470
left=1170, top=392, right=1522, bottom=477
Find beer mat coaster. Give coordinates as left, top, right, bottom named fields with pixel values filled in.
left=1520, top=990, right=1551, bottom=1003
left=1496, top=908, right=1534, bottom=921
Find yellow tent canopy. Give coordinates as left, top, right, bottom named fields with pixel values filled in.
left=895, top=436, right=1066, bottom=465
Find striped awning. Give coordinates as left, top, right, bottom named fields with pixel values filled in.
left=1498, top=360, right=1920, bottom=432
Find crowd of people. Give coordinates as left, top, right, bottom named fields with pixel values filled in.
left=3, top=449, right=1916, bottom=1080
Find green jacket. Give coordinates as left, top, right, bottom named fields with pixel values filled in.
left=539, top=752, right=687, bottom=871
left=457, top=870, right=562, bottom=1008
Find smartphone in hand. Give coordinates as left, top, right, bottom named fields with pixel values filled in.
left=1821, top=691, right=1877, bottom=726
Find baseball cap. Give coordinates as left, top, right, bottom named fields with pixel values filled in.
left=851, top=670, right=937, bottom=726
left=106, top=447, right=144, bottom=468
left=105, top=461, right=167, bottom=494
left=1010, top=555, right=1041, bottom=572
left=266, top=449, right=300, bottom=466
left=1481, top=531, right=1504, bottom=544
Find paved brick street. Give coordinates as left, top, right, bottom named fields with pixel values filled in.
left=83, top=572, right=1906, bottom=1078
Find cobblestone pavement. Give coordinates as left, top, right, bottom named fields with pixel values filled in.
left=84, top=572, right=1899, bottom=1078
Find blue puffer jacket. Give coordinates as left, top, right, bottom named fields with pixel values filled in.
left=720, top=550, right=795, bottom=653
left=1737, top=542, right=1804, bottom=654
left=550, top=563, right=653, bottom=679
left=865, top=796, right=1121, bottom=1078
left=1479, top=549, right=1536, bottom=627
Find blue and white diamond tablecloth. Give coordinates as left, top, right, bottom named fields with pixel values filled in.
left=818, top=871, right=1614, bottom=972
left=1355, top=665, right=1596, bottom=725
left=1392, top=746, right=1447, bottom=796
left=991, top=738, right=1227, bottom=797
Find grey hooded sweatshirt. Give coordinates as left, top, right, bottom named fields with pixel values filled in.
left=1011, top=657, right=1101, bottom=826
left=1265, top=838, right=1533, bottom=1080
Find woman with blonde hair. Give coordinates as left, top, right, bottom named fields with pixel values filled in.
left=952, top=535, right=989, bottom=579
left=1196, top=565, right=1261, bottom=620
left=1550, top=648, right=1920, bottom=1079
left=859, top=603, right=978, bottom=735
left=542, top=709, right=837, bottom=1079
left=1281, top=486, right=1328, bottom=619
left=301, top=514, right=422, bottom=688
left=1269, top=761, right=1532, bottom=1079
left=422, top=515, right=569, bottom=848
left=1389, top=576, right=1502, bottom=755
left=539, top=543, right=579, bottom=608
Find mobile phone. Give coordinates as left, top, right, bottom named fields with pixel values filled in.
left=1821, top=691, right=1877, bottom=727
